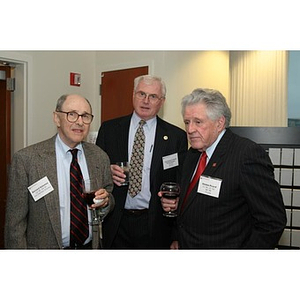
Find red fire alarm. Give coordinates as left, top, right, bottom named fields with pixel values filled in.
left=70, top=72, right=81, bottom=86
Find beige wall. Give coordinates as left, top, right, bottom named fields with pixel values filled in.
left=24, top=51, right=98, bottom=144
left=162, top=51, right=229, bottom=128
left=0, top=50, right=229, bottom=151
left=95, top=51, right=229, bottom=129
left=0, top=51, right=98, bottom=149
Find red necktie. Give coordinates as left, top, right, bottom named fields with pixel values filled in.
left=69, top=149, right=89, bottom=247
left=181, top=151, right=207, bottom=211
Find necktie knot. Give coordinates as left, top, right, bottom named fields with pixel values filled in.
left=139, top=119, right=146, bottom=127
left=194, top=151, right=207, bottom=182
left=201, top=151, right=207, bottom=163
left=70, top=148, right=78, bottom=158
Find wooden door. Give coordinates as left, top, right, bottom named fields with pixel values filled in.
left=101, top=66, right=148, bottom=123
left=0, top=66, right=12, bottom=248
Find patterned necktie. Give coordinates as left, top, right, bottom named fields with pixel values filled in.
left=181, top=151, right=207, bottom=211
left=128, top=120, right=146, bottom=197
left=69, top=149, right=89, bottom=247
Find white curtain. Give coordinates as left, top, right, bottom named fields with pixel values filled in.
left=230, top=51, right=288, bottom=126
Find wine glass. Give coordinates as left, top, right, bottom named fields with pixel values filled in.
left=82, top=178, right=106, bottom=248
left=160, top=182, right=180, bottom=217
left=82, top=178, right=103, bottom=226
left=116, top=161, right=130, bottom=185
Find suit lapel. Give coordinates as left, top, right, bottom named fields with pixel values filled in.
left=83, top=142, right=101, bottom=179
left=150, top=117, right=169, bottom=185
left=204, top=129, right=232, bottom=176
left=39, top=136, right=62, bottom=247
left=117, top=115, right=131, bottom=160
left=179, top=149, right=201, bottom=212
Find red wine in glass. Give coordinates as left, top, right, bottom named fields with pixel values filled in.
left=162, top=192, right=180, bottom=199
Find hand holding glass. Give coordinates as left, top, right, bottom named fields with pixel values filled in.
left=116, top=162, right=129, bottom=185
left=160, top=182, right=180, bottom=217
left=82, top=178, right=103, bottom=225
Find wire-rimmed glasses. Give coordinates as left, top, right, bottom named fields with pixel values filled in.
left=135, top=91, right=165, bottom=103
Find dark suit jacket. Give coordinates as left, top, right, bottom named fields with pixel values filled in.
left=177, top=129, right=286, bottom=249
left=5, top=135, right=114, bottom=249
left=96, top=114, right=188, bottom=248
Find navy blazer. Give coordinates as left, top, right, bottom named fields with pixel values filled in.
left=96, top=114, right=188, bottom=248
left=177, top=129, right=286, bottom=249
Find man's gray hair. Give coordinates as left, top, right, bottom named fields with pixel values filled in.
left=181, top=88, right=231, bottom=128
left=133, top=75, right=166, bottom=98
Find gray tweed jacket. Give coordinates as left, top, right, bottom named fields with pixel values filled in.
left=5, top=135, right=114, bottom=249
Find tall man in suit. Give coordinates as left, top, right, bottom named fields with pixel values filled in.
left=5, top=94, right=114, bottom=249
left=161, top=88, right=286, bottom=249
left=96, top=75, right=188, bottom=249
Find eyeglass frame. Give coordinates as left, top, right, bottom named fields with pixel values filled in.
left=135, top=91, right=165, bottom=103
left=56, top=110, right=94, bottom=124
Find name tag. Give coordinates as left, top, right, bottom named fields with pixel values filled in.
left=198, top=175, right=222, bottom=198
left=162, top=153, right=179, bottom=170
left=28, top=176, right=54, bottom=201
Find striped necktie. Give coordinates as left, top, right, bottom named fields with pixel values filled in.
left=128, top=120, right=146, bottom=197
left=69, top=149, right=89, bottom=247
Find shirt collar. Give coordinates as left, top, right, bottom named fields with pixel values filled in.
left=56, top=134, right=83, bottom=155
left=205, top=129, right=226, bottom=160
left=132, top=111, right=156, bottom=130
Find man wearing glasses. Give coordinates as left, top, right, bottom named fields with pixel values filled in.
left=5, top=94, right=114, bottom=249
left=96, top=75, right=188, bottom=249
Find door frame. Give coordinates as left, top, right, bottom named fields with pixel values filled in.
left=0, top=51, right=32, bottom=151
left=99, top=59, right=154, bottom=74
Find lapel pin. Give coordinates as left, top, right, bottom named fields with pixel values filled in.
left=163, top=135, right=168, bottom=140
left=212, top=162, right=217, bottom=167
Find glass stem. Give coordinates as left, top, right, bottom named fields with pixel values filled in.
left=91, top=208, right=99, bottom=225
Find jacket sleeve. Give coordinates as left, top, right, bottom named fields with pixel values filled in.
left=240, top=144, right=287, bottom=248
left=5, top=151, right=29, bottom=248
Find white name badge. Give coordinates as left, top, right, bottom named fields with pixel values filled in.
left=198, top=175, right=222, bottom=198
left=28, top=176, right=54, bottom=202
left=162, top=153, right=179, bottom=170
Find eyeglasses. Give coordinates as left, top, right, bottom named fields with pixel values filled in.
left=135, top=91, right=164, bottom=103
left=56, top=111, right=94, bottom=124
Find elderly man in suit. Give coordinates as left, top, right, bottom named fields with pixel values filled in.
left=5, top=94, right=114, bottom=249
left=160, top=88, right=286, bottom=249
left=96, top=75, right=188, bottom=249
